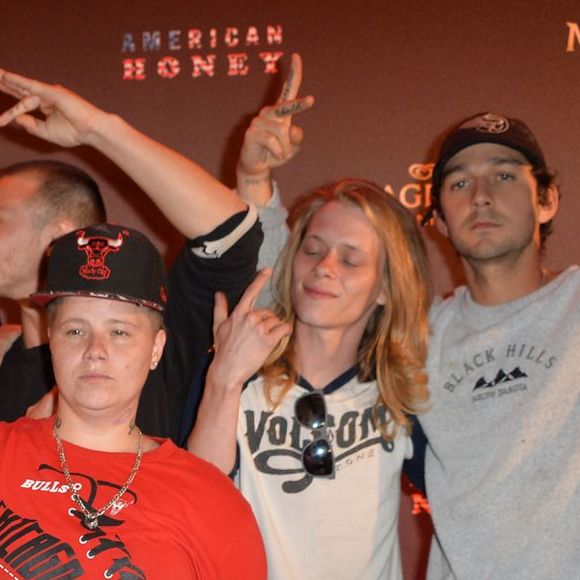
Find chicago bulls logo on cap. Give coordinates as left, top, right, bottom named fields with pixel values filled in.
left=76, top=230, right=128, bottom=280
left=31, top=223, right=168, bottom=312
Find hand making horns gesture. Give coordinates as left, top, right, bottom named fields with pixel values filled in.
left=209, top=269, right=292, bottom=390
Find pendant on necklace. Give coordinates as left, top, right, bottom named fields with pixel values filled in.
left=85, top=514, right=99, bottom=529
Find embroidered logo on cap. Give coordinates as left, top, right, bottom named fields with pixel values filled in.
left=77, top=230, right=128, bottom=280
left=461, top=113, right=509, bottom=134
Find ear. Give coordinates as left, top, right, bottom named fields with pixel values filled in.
left=375, top=277, right=388, bottom=307
left=150, top=328, right=167, bottom=370
left=434, top=210, right=449, bottom=238
left=376, top=288, right=387, bottom=307
left=538, top=185, right=559, bottom=224
left=51, top=218, right=77, bottom=241
left=39, top=217, right=76, bottom=248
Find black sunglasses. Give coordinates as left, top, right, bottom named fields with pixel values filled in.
left=295, top=392, right=335, bottom=478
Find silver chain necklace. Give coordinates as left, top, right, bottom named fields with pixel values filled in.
left=53, top=417, right=143, bottom=530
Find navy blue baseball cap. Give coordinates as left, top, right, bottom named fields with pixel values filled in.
left=424, top=113, right=547, bottom=223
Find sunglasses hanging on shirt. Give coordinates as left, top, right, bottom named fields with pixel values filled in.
left=295, top=391, right=335, bottom=478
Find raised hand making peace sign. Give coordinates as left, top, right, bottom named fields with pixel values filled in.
left=237, top=53, right=314, bottom=205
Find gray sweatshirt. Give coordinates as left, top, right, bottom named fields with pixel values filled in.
left=422, top=267, right=580, bottom=579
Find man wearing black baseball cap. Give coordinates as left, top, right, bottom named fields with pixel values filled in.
left=420, top=113, right=579, bottom=579
left=0, top=222, right=266, bottom=577
left=425, top=112, right=557, bottom=250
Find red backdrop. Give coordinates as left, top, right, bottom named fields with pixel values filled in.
left=2, top=2, right=580, bottom=576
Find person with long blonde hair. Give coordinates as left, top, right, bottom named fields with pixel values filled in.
left=187, top=177, right=430, bottom=579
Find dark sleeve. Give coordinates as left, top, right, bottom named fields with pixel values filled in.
left=0, top=337, right=54, bottom=422
left=177, top=350, right=214, bottom=447
left=137, top=209, right=263, bottom=440
left=402, top=415, right=427, bottom=493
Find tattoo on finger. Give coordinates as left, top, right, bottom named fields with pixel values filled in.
left=281, top=67, right=295, bottom=100
left=274, top=102, right=302, bottom=118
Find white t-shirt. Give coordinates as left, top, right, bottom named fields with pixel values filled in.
left=236, top=368, right=413, bottom=580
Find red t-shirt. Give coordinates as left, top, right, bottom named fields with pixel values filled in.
left=0, top=418, right=266, bottom=579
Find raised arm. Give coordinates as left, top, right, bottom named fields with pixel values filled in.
left=235, top=54, right=313, bottom=306
left=236, top=53, right=314, bottom=207
left=188, top=270, right=292, bottom=473
left=0, top=70, right=245, bottom=239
